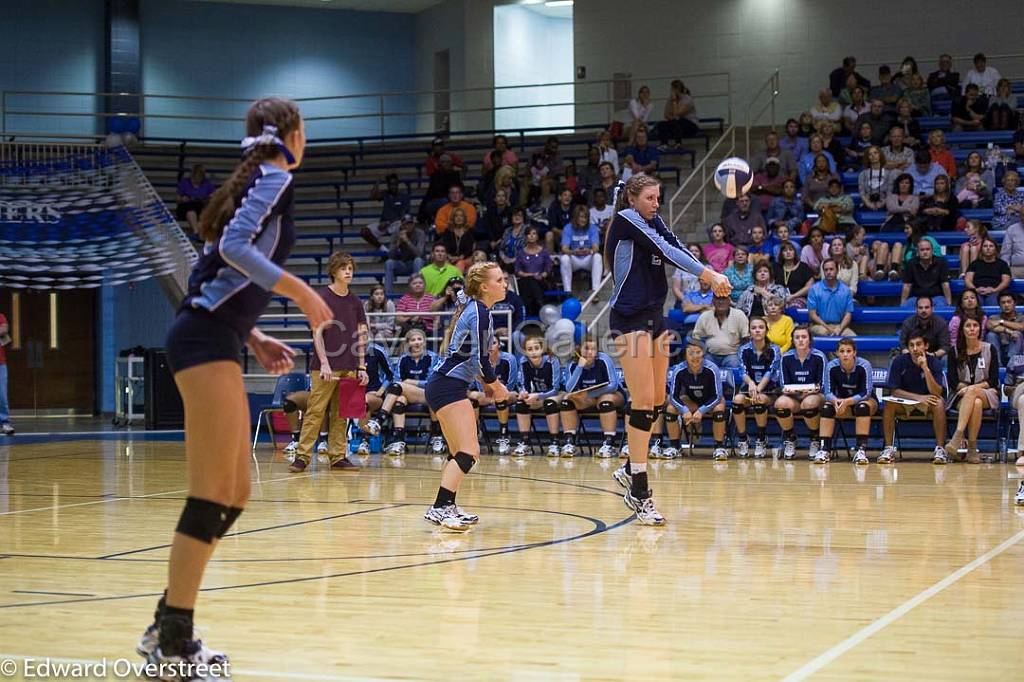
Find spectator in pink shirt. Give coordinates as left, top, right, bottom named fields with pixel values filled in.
left=482, top=134, right=519, bottom=173
left=704, top=223, right=734, bottom=273
left=395, top=273, right=436, bottom=336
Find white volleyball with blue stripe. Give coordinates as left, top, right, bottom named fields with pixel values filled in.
left=713, top=156, right=754, bottom=199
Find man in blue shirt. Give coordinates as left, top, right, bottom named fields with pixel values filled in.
left=622, top=127, right=661, bottom=177
left=559, top=208, right=603, bottom=295
left=879, top=332, right=948, bottom=464
left=807, top=259, right=855, bottom=337
left=907, top=148, right=947, bottom=197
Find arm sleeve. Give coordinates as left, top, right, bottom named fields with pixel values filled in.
left=475, top=307, right=497, bottom=384
left=539, top=357, right=561, bottom=399
left=507, top=355, right=521, bottom=392
left=851, top=360, right=873, bottom=402
left=696, top=368, right=723, bottom=415
left=621, top=213, right=706, bottom=277
left=588, top=355, right=619, bottom=398
left=566, top=363, right=583, bottom=393
left=379, top=348, right=395, bottom=384
left=823, top=363, right=837, bottom=402
left=217, top=171, right=290, bottom=291
left=669, top=367, right=688, bottom=414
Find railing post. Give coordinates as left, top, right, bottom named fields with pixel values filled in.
left=1, top=91, right=5, bottom=136
left=379, top=95, right=385, bottom=139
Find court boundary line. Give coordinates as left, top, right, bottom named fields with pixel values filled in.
left=781, top=527, right=1024, bottom=681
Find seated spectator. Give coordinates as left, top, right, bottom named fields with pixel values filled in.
left=829, top=56, right=871, bottom=98
left=483, top=163, right=519, bottom=210
left=837, top=72, right=860, bottom=106
left=993, top=170, right=1024, bottom=231
left=361, top=174, right=411, bottom=255
left=925, top=130, right=956, bottom=179
left=986, top=78, right=1020, bottom=131
left=419, top=157, right=463, bottom=221
left=482, top=134, right=518, bottom=174
left=948, top=289, right=988, bottom=343
left=891, top=99, right=922, bottom=148
left=545, top=186, right=575, bottom=253
left=540, top=136, right=565, bottom=179
left=498, top=207, right=528, bottom=273
left=365, top=284, right=396, bottom=341
left=808, top=259, right=855, bottom=337
left=892, top=56, right=919, bottom=89
left=424, top=137, right=464, bottom=177
left=589, top=187, right=614, bottom=242
left=870, top=65, right=902, bottom=109
left=919, top=174, right=959, bottom=231
left=945, top=316, right=1000, bottom=463
left=596, top=130, right=620, bottom=175
left=723, top=246, right=754, bottom=302
left=748, top=224, right=772, bottom=265
left=477, top=188, right=512, bottom=256
left=577, top=146, right=602, bottom=195
left=723, top=194, right=766, bottom=247
left=965, top=235, right=1012, bottom=305
left=592, top=161, right=618, bottom=199
left=825, top=235, right=859, bottom=295
left=802, top=154, right=838, bottom=210
left=442, top=208, right=475, bottom=273
left=621, top=127, right=661, bottom=180
left=515, top=225, right=553, bottom=316
left=775, top=241, right=817, bottom=308
left=883, top=126, right=914, bottom=171
left=527, top=152, right=552, bottom=207
left=952, top=84, right=987, bottom=131
left=738, top=262, right=788, bottom=318
left=750, top=130, right=797, bottom=179
left=858, top=146, right=891, bottom=211
left=562, top=162, right=580, bottom=197
left=962, top=52, right=1001, bottom=96
left=429, top=276, right=465, bottom=325
left=904, top=74, right=932, bottom=116
left=780, top=118, right=809, bottom=160
left=682, top=277, right=714, bottom=314
left=956, top=172, right=992, bottom=209
left=673, top=243, right=708, bottom=306
left=986, top=291, right=1024, bottom=363
left=692, top=295, right=749, bottom=368
left=844, top=122, right=875, bottom=170
left=625, top=86, right=654, bottom=143
left=800, top=227, right=829, bottom=270
left=1015, top=126, right=1024, bottom=166
left=764, top=294, right=795, bottom=353
left=767, top=179, right=805, bottom=232
left=882, top=173, right=919, bottom=232
left=395, top=273, right=435, bottom=336
left=175, top=164, right=215, bottom=235
left=958, top=220, right=987, bottom=277
left=797, top=112, right=815, bottom=138
left=907, top=148, right=946, bottom=197
left=419, top=242, right=462, bottom=296
left=856, top=99, right=893, bottom=146
left=384, top=216, right=427, bottom=296
left=879, top=332, right=948, bottom=464
left=900, top=237, right=952, bottom=308
left=841, top=87, right=871, bottom=134
left=816, top=120, right=844, bottom=162
left=433, top=184, right=477, bottom=236
left=847, top=225, right=872, bottom=281
left=658, top=79, right=700, bottom=147
left=752, top=159, right=789, bottom=214
left=770, top=223, right=796, bottom=261
left=705, top=223, right=734, bottom=272
left=798, top=135, right=837, bottom=184
left=899, top=296, right=952, bottom=357
left=927, top=54, right=960, bottom=98
left=887, top=221, right=941, bottom=281
left=559, top=205, right=603, bottom=296
left=810, top=88, right=843, bottom=129
left=813, top=178, right=856, bottom=232
left=958, top=151, right=996, bottom=194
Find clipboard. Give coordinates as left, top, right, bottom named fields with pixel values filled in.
left=783, top=383, right=817, bottom=393
left=881, top=396, right=920, bottom=406
left=565, top=381, right=610, bottom=398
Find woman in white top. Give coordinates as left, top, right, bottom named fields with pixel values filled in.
left=625, top=85, right=654, bottom=142
left=823, top=235, right=859, bottom=295
left=857, top=146, right=890, bottom=211
left=596, top=129, right=619, bottom=175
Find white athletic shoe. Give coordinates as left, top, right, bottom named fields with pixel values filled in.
left=782, top=440, right=796, bottom=460
left=813, top=449, right=830, bottom=464
left=852, top=447, right=869, bottom=465
left=423, top=504, right=472, bottom=532
left=597, top=442, right=616, bottom=458
left=385, top=441, right=406, bottom=456
left=1015, top=481, right=1024, bottom=506
left=546, top=443, right=560, bottom=458
left=316, top=439, right=329, bottom=463
left=363, top=418, right=382, bottom=436
left=356, top=439, right=371, bottom=456
left=877, top=446, right=899, bottom=464
left=619, top=443, right=630, bottom=459
left=560, top=442, right=576, bottom=458
left=753, top=439, right=767, bottom=459
left=931, top=446, right=949, bottom=465
left=496, top=436, right=511, bottom=456
left=623, top=491, right=666, bottom=526
left=808, top=439, right=822, bottom=461
left=136, top=625, right=226, bottom=664
left=734, top=439, right=749, bottom=458
left=712, top=447, right=729, bottom=461
left=455, top=506, right=479, bottom=525
left=649, top=441, right=663, bottom=459
left=661, top=445, right=679, bottom=460
left=612, top=464, right=632, bottom=490
left=429, top=436, right=446, bottom=455
left=283, top=440, right=298, bottom=455
left=512, top=441, right=530, bottom=457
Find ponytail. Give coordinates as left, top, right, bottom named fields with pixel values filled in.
left=440, top=262, right=500, bottom=355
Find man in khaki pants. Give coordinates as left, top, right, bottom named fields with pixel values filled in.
left=290, top=252, right=369, bottom=472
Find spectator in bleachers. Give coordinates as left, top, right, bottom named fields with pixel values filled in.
left=441, top=207, right=475, bottom=273
left=845, top=123, right=875, bottom=170
left=723, top=194, right=765, bottom=247
left=993, top=169, right=1024, bottom=232
left=798, top=135, right=837, bottom=185
left=958, top=220, right=987, bottom=276
left=957, top=151, right=994, bottom=194
left=482, top=134, right=518, bottom=174
left=904, top=74, right=932, bottom=116
left=528, top=152, right=552, bottom=207
left=577, top=147, right=602, bottom=196
left=738, top=262, right=788, bottom=318
left=870, top=65, right=902, bottom=109
left=892, top=56, right=920, bottom=90
left=965, top=235, right=1011, bottom=306
left=855, top=99, right=893, bottom=146
left=841, top=87, right=871, bottom=135
left=892, top=99, right=922, bottom=148
left=948, top=289, right=988, bottom=343
left=818, top=338, right=877, bottom=463
left=672, top=242, right=707, bottom=306
left=829, top=56, right=871, bottom=98
left=424, top=138, right=464, bottom=177
left=498, top=207, right=528, bottom=273
left=434, top=184, right=477, bottom=236
left=893, top=222, right=942, bottom=278
left=986, top=291, right=1023, bottom=363
left=621, top=127, right=660, bottom=180
left=847, top=225, right=872, bottom=280
left=589, top=187, right=614, bottom=242
left=175, top=163, right=216, bottom=235
left=681, top=276, right=714, bottom=314
left=825, top=235, right=859, bottom=295
left=879, top=332, right=948, bottom=464
left=920, top=175, right=959, bottom=231
left=927, top=54, right=960, bottom=98
left=478, top=150, right=504, bottom=200
left=956, top=172, right=991, bottom=209
left=748, top=224, right=772, bottom=266
left=596, top=130, right=620, bottom=175
left=796, top=112, right=816, bottom=138
left=625, top=86, right=654, bottom=143
left=692, top=295, right=748, bottom=368
left=883, top=173, right=919, bottom=231
left=986, top=78, right=1020, bottom=131
left=658, top=79, right=700, bottom=148
left=899, top=297, right=951, bottom=357
left=419, top=242, right=462, bottom=296
left=883, top=126, right=914, bottom=171
left=515, top=225, right=553, bottom=316
left=837, top=73, right=859, bottom=106
left=810, top=88, right=843, bottom=130
left=477, top=187, right=512, bottom=257
left=428, top=275, right=464, bottom=326
left=559, top=204, right=603, bottom=296
left=562, top=162, right=580, bottom=196
left=723, top=245, right=753, bottom=303
left=945, top=317, right=1000, bottom=463
left=780, top=118, right=809, bottom=160
left=962, top=52, right=1001, bottom=96
left=907, top=148, right=947, bottom=197
left=813, top=178, right=856, bottom=233
left=768, top=178, right=806, bottom=233
left=858, top=146, right=890, bottom=210
left=807, top=259, right=855, bottom=337
left=482, top=164, right=519, bottom=210
left=926, top=130, right=957, bottom=178
left=751, top=159, right=787, bottom=214
left=540, top=136, right=565, bottom=179
left=395, top=273, right=435, bottom=336
left=593, top=161, right=619, bottom=198
left=705, top=223, right=733, bottom=273
left=362, top=174, right=411, bottom=255
left=952, top=84, right=987, bottom=131
left=802, top=154, right=838, bottom=211
left=771, top=223, right=796, bottom=261
left=384, top=216, right=427, bottom=296
left=900, top=237, right=952, bottom=308
left=545, top=186, right=575, bottom=253
left=419, top=156, right=463, bottom=221
left=365, top=284, right=396, bottom=341
left=817, top=120, right=845, bottom=162
left=751, top=131, right=798, bottom=179
left=1014, top=127, right=1024, bottom=165
left=776, top=241, right=816, bottom=308
left=764, top=295, right=794, bottom=353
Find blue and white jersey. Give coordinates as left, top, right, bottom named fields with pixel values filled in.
left=668, top=359, right=723, bottom=414
left=435, top=299, right=497, bottom=384
left=605, top=208, right=705, bottom=316
left=183, top=163, right=295, bottom=339
left=823, top=357, right=874, bottom=402
left=565, top=352, right=619, bottom=399
left=780, top=349, right=828, bottom=387
left=471, top=352, right=520, bottom=392
left=739, top=341, right=782, bottom=388
left=518, top=356, right=561, bottom=398
left=365, top=343, right=394, bottom=392
left=396, top=350, right=439, bottom=388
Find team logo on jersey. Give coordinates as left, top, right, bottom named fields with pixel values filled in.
left=651, top=255, right=662, bottom=266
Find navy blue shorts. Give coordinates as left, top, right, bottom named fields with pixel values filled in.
left=609, top=305, right=668, bottom=339
left=425, top=374, right=470, bottom=412
left=165, top=308, right=244, bottom=375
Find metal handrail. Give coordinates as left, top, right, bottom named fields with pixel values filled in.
left=744, top=69, right=781, bottom=156
left=667, top=125, right=736, bottom=230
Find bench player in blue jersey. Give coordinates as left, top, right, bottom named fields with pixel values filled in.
left=818, top=338, right=878, bottom=464
left=467, top=335, right=521, bottom=456
left=774, top=325, right=828, bottom=460
left=733, top=317, right=783, bottom=459
left=559, top=335, right=624, bottom=458
left=366, top=328, right=440, bottom=457
left=512, top=335, right=564, bottom=457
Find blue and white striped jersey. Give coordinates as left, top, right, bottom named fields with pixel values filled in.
left=565, top=352, right=620, bottom=398
left=518, top=356, right=561, bottom=398
left=435, top=299, right=497, bottom=384
left=823, top=357, right=874, bottom=402
left=668, top=359, right=723, bottom=414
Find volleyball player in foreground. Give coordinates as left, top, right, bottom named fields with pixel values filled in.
left=605, top=175, right=731, bottom=525
left=136, top=98, right=332, bottom=679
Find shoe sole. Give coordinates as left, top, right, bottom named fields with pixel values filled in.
left=424, top=516, right=471, bottom=533
left=622, top=492, right=666, bottom=526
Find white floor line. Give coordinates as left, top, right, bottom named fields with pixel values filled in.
left=781, top=527, right=1024, bottom=682
left=6, top=429, right=184, bottom=437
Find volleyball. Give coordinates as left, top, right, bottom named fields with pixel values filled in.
left=713, top=156, right=754, bottom=199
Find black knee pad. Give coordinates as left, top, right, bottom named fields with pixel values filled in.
left=775, top=408, right=792, bottom=419
left=753, top=404, right=768, bottom=415
left=385, top=383, right=404, bottom=397
left=175, top=497, right=230, bottom=545
left=495, top=400, right=509, bottom=411
left=712, top=410, right=727, bottom=422
left=653, top=403, right=665, bottom=419
left=516, top=401, right=533, bottom=415
left=282, top=398, right=299, bottom=414
left=628, top=408, right=655, bottom=431
left=854, top=401, right=872, bottom=417
left=560, top=399, right=575, bottom=412
left=598, top=400, right=617, bottom=414
left=217, top=507, right=243, bottom=538
left=820, top=403, right=837, bottom=419
left=800, top=407, right=819, bottom=419
left=744, top=404, right=756, bottom=415
left=543, top=398, right=561, bottom=415
left=392, top=402, right=406, bottom=415
left=663, top=411, right=679, bottom=424
left=453, top=451, right=476, bottom=474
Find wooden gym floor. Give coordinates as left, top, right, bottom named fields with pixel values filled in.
left=1, top=422, right=1023, bottom=681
